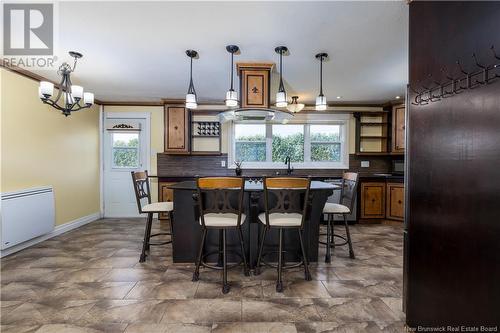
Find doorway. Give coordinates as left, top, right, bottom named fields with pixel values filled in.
left=103, top=112, right=150, bottom=217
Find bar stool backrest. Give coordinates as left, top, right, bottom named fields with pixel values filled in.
left=131, top=170, right=152, bottom=214
left=196, top=177, right=245, bottom=227
left=263, top=177, right=312, bottom=228
left=340, top=172, right=359, bottom=213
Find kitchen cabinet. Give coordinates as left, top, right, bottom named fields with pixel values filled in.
left=164, top=106, right=190, bottom=154
left=392, top=104, right=405, bottom=153
left=360, top=182, right=386, bottom=219
left=386, top=182, right=404, bottom=221
left=158, top=181, right=176, bottom=220
left=237, top=62, right=273, bottom=108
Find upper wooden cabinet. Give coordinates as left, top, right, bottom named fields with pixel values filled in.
left=164, top=106, right=189, bottom=154
left=237, top=62, right=273, bottom=109
left=392, top=105, right=405, bottom=153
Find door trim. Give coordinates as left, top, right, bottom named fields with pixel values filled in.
left=101, top=109, right=151, bottom=217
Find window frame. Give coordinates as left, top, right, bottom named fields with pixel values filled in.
left=228, top=113, right=349, bottom=169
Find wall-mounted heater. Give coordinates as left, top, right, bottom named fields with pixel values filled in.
left=1, top=187, right=55, bottom=250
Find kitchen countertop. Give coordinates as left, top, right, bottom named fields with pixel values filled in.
left=168, top=180, right=339, bottom=191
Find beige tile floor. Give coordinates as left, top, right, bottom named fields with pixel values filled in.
left=1, top=218, right=406, bottom=333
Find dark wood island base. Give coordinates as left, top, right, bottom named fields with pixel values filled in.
left=168, top=180, right=337, bottom=267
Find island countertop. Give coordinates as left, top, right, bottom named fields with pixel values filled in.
left=168, top=180, right=339, bottom=191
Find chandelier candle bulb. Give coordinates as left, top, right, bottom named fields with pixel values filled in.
left=71, top=85, right=83, bottom=100
left=39, top=81, right=54, bottom=97
left=83, top=92, right=94, bottom=105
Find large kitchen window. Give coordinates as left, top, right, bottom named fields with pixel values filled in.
left=229, top=114, right=349, bottom=169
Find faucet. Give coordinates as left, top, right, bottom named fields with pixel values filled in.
left=284, top=156, right=294, bottom=175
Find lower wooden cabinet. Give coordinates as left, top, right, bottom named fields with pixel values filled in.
left=360, top=180, right=405, bottom=222
left=158, top=182, right=176, bottom=219
left=386, top=182, right=405, bottom=221
left=360, top=182, right=386, bottom=219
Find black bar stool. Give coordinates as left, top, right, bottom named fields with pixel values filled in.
left=321, top=172, right=359, bottom=262
left=131, top=170, right=174, bottom=262
left=192, top=177, right=250, bottom=294
left=255, top=177, right=312, bottom=292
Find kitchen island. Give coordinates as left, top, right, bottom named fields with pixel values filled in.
left=168, top=180, right=338, bottom=266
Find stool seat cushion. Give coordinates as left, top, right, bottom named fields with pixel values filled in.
left=323, top=202, right=350, bottom=214
left=258, top=212, right=303, bottom=227
left=200, top=213, right=246, bottom=227
left=142, top=201, right=174, bottom=213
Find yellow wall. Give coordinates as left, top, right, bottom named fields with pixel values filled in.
left=1, top=69, right=100, bottom=226
left=103, top=105, right=163, bottom=201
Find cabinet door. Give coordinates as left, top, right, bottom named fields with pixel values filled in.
left=165, top=106, right=189, bottom=154
left=158, top=182, right=176, bottom=219
left=392, top=105, right=405, bottom=152
left=361, top=182, right=386, bottom=219
left=386, top=183, right=405, bottom=221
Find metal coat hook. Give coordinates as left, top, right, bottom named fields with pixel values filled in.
left=456, top=60, right=472, bottom=89
left=490, top=45, right=500, bottom=78
left=441, top=67, right=457, bottom=97
left=472, top=53, right=488, bottom=85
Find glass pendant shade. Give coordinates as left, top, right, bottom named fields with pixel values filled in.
left=316, top=95, right=327, bottom=110
left=83, top=92, right=94, bottom=105
left=225, top=89, right=238, bottom=107
left=287, top=96, right=305, bottom=113
left=39, top=81, right=54, bottom=97
left=185, top=93, right=197, bottom=109
left=71, top=85, right=83, bottom=99
left=276, top=91, right=287, bottom=107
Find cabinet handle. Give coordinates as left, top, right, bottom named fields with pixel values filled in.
left=398, top=200, right=402, bottom=204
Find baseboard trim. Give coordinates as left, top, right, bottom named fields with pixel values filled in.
left=0, top=212, right=101, bottom=258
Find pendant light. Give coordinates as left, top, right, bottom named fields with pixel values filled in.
left=287, top=96, right=305, bottom=113
left=315, top=52, right=328, bottom=111
left=225, top=45, right=239, bottom=107
left=185, top=49, right=198, bottom=109
left=275, top=46, right=288, bottom=108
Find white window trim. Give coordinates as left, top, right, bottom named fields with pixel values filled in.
left=227, top=113, right=350, bottom=170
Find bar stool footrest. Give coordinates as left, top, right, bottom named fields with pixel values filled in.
left=319, top=234, right=348, bottom=247
left=201, top=250, right=243, bottom=270
left=259, top=250, right=304, bottom=270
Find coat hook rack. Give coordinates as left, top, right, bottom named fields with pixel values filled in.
left=411, top=44, right=500, bottom=106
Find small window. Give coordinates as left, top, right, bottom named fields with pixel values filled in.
left=234, top=124, right=266, bottom=162
left=310, top=125, right=341, bottom=162
left=272, top=124, right=304, bottom=162
left=112, top=133, right=140, bottom=168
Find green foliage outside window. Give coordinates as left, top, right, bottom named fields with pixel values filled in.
left=113, top=137, right=139, bottom=167
left=272, top=133, right=304, bottom=162
left=235, top=134, right=265, bottom=162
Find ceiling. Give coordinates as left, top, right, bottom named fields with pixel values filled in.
left=36, top=1, right=408, bottom=104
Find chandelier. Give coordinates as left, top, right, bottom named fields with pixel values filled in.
left=38, top=51, right=94, bottom=116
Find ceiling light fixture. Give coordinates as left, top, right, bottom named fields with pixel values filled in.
left=315, top=52, right=328, bottom=111
left=287, top=96, right=305, bottom=113
left=185, top=49, right=198, bottom=109
left=395, top=96, right=401, bottom=99
left=275, top=46, right=288, bottom=108
left=38, top=51, right=94, bottom=116
left=225, top=45, right=239, bottom=107
left=336, top=96, right=342, bottom=99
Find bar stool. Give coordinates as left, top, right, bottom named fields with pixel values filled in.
left=131, top=170, right=174, bottom=263
left=192, top=177, right=250, bottom=294
left=321, top=172, right=359, bottom=262
left=255, top=177, right=312, bottom=292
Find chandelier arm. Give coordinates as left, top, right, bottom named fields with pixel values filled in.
left=42, top=98, right=65, bottom=112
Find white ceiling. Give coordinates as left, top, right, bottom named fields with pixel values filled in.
left=37, top=1, right=408, bottom=104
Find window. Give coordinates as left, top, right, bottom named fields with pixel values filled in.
left=310, top=125, right=341, bottom=162
left=234, top=124, right=266, bottom=162
left=272, top=125, right=304, bottom=162
left=112, top=132, right=140, bottom=168
left=230, top=114, right=349, bottom=169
